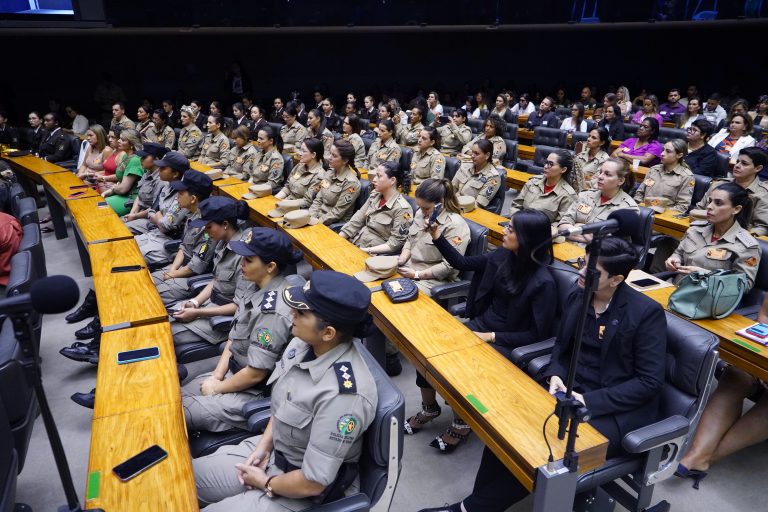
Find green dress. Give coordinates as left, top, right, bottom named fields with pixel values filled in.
left=106, top=154, right=144, bottom=215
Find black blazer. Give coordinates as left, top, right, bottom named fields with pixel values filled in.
left=600, top=119, right=625, bottom=141
left=23, top=127, right=48, bottom=152
left=685, top=144, right=722, bottom=178
left=545, top=283, right=666, bottom=438
left=434, top=236, right=557, bottom=348
left=38, top=129, right=72, bottom=162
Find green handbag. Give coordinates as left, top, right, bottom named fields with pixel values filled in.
left=668, top=269, right=748, bottom=320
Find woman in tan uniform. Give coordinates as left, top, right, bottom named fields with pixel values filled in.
left=146, top=109, right=176, bottom=149
left=508, top=149, right=577, bottom=227
left=460, top=114, right=506, bottom=165
left=272, top=138, right=325, bottom=212
left=306, top=109, right=333, bottom=161
left=308, top=140, right=361, bottom=225
left=340, top=162, right=413, bottom=254
left=198, top=114, right=231, bottom=168
left=366, top=119, right=401, bottom=169
left=634, top=139, right=694, bottom=213
left=224, top=125, right=259, bottom=180
left=436, top=109, right=472, bottom=156
left=136, top=105, right=154, bottom=142
left=558, top=157, right=638, bottom=245
left=410, top=126, right=446, bottom=187
left=177, top=106, right=204, bottom=159
left=279, top=103, right=307, bottom=153
left=573, top=127, right=611, bottom=191
left=249, top=124, right=285, bottom=193
left=342, top=114, right=367, bottom=168
left=452, top=139, right=501, bottom=209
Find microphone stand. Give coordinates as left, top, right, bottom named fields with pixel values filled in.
left=4, top=311, right=104, bottom=512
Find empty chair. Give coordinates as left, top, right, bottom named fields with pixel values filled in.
left=467, top=118, right=484, bottom=134
left=8, top=183, right=24, bottom=217
left=504, top=122, right=518, bottom=141
left=690, top=174, right=712, bottom=210
left=658, top=127, right=688, bottom=144
left=632, top=207, right=656, bottom=270
left=484, top=168, right=507, bottom=215
left=281, top=153, right=294, bottom=185
left=18, top=224, right=46, bottom=278
left=14, top=197, right=37, bottom=226
left=501, top=139, right=518, bottom=169
left=532, top=126, right=568, bottom=148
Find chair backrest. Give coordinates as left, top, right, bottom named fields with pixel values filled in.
left=504, top=122, right=518, bottom=141
left=15, top=197, right=37, bottom=226
left=753, top=126, right=766, bottom=142
left=0, top=389, right=18, bottom=512
left=282, top=153, right=294, bottom=182
left=354, top=340, right=405, bottom=509
left=658, top=127, right=688, bottom=144
left=739, top=239, right=768, bottom=309
left=355, top=179, right=371, bottom=213
left=69, top=134, right=81, bottom=158
left=9, top=183, right=24, bottom=217
left=690, top=174, right=712, bottom=210
left=623, top=122, right=639, bottom=139
left=715, top=152, right=730, bottom=178
left=532, top=145, right=560, bottom=168
left=633, top=207, right=655, bottom=269
left=442, top=106, right=455, bottom=116
left=570, top=131, right=589, bottom=151
left=398, top=146, right=413, bottom=173
left=555, top=107, right=571, bottom=120
left=549, top=260, right=580, bottom=331
left=532, top=126, right=567, bottom=148
left=5, top=250, right=41, bottom=350
left=485, top=168, right=507, bottom=215
left=584, top=119, right=597, bottom=132
left=444, top=157, right=460, bottom=182
left=467, top=118, right=484, bottom=134
left=501, top=139, right=518, bottom=169
left=404, top=194, right=418, bottom=215
left=18, top=224, right=46, bottom=278
left=267, top=122, right=283, bottom=134
left=457, top=219, right=489, bottom=282
left=362, top=135, right=373, bottom=154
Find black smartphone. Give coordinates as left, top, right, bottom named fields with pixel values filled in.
left=69, top=184, right=88, bottom=189
left=111, top=265, right=143, bottom=273
left=97, top=201, right=108, bottom=208
left=428, top=203, right=442, bottom=225
left=438, top=115, right=450, bottom=124
left=117, top=346, right=160, bottom=365
left=630, top=278, right=659, bottom=288
left=113, top=444, right=168, bottom=481
left=68, top=191, right=86, bottom=198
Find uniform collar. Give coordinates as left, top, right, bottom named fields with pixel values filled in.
left=473, top=162, right=496, bottom=176
left=334, top=166, right=356, bottom=181
left=659, top=163, right=686, bottom=175
left=296, top=339, right=356, bottom=383
left=594, top=189, right=627, bottom=207
left=536, top=175, right=567, bottom=195
left=703, top=221, right=742, bottom=244
left=383, top=138, right=397, bottom=148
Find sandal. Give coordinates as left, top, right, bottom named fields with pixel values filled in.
left=41, top=224, right=54, bottom=233
left=430, top=420, right=471, bottom=453
left=403, top=403, right=441, bottom=435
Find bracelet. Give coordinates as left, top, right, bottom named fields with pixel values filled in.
left=414, top=271, right=420, bottom=280
left=264, top=475, right=277, bottom=498
left=188, top=299, right=199, bottom=308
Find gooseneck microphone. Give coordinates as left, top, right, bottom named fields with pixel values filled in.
left=556, top=208, right=641, bottom=239
left=0, top=275, right=80, bottom=316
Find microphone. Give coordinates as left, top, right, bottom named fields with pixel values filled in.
left=0, top=275, right=80, bottom=316
left=556, top=209, right=640, bottom=238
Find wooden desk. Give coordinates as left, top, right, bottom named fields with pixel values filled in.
left=219, top=182, right=281, bottom=228
left=188, top=161, right=238, bottom=189
left=94, top=322, right=181, bottom=419
left=41, top=171, right=100, bottom=240
left=68, top=196, right=135, bottom=276
left=3, top=154, right=69, bottom=180
left=651, top=209, right=690, bottom=239
left=426, top=343, right=607, bottom=491
left=87, top=238, right=147, bottom=277
left=515, top=144, right=649, bottom=180
left=85, top=403, right=196, bottom=511
left=505, top=168, right=534, bottom=190
left=517, top=128, right=622, bottom=150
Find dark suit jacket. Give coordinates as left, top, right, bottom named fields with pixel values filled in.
left=250, top=119, right=268, bottom=139
left=434, top=236, right=557, bottom=348
left=23, top=127, right=48, bottom=152
left=527, top=111, right=560, bottom=129
left=545, top=283, right=666, bottom=438
left=38, top=128, right=72, bottom=163
left=0, top=126, right=20, bottom=147
left=600, top=119, right=625, bottom=141
left=685, top=144, right=722, bottom=178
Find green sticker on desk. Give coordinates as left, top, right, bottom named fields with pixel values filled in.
left=466, top=394, right=489, bottom=414
left=86, top=470, right=100, bottom=501
left=731, top=338, right=762, bottom=353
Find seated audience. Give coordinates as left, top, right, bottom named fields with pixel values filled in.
left=436, top=109, right=472, bottom=157
left=574, top=127, right=612, bottom=190
left=708, top=113, right=756, bottom=164
left=198, top=114, right=232, bottom=168
left=250, top=124, right=285, bottom=192
left=279, top=102, right=307, bottom=153
left=453, top=139, right=501, bottom=210
left=101, top=128, right=144, bottom=215
left=685, top=119, right=722, bottom=178
left=526, top=96, right=559, bottom=129
left=634, top=139, right=694, bottom=213
left=367, top=119, right=401, bottom=169
left=599, top=104, right=625, bottom=141
left=509, top=149, right=577, bottom=226
left=510, top=92, right=535, bottom=117
left=659, top=88, right=687, bottom=122
left=613, top=118, right=664, bottom=167
left=631, top=94, right=663, bottom=125
left=39, top=113, right=72, bottom=163
left=560, top=102, right=588, bottom=133
left=273, top=138, right=325, bottom=211
left=223, top=125, right=258, bottom=180
left=410, top=126, right=446, bottom=186
left=460, top=115, right=506, bottom=165
left=680, top=97, right=704, bottom=129
left=308, top=140, right=361, bottom=225
left=177, top=105, right=204, bottom=160
left=749, top=94, right=768, bottom=130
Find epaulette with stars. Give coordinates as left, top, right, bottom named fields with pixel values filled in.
left=260, top=290, right=277, bottom=313
left=333, top=362, right=357, bottom=394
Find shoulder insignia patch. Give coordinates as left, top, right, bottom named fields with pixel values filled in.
left=746, top=256, right=758, bottom=267
left=260, top=290, right=277, bottom=312
left=452, top=236, right=462, bottom=245
left=198, top=242, right=208, bottom=258
left=255, top=328, right=273, bottom=348
left=736, top=230, right=758, bottom=248
left=347, top=186, right=357, bottom=193
left=333, top=362, right=357, bottom=394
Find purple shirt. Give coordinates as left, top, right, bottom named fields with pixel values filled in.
left=658, top=103, right=687, bottom=122
left=618, top=138, right=664, bottom=166
left=631, top=111, right=664, bottom=126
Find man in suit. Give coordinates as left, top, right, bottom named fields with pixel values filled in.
left=38, top=113, right=73, bottom=163
left=418, top=236, right=667, bottom=512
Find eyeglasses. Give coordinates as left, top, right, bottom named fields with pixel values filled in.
left=543, top=161, right=557, bottom=168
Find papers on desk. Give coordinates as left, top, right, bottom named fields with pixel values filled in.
left=735, top=324, right=768, bottom=346
left=626, top=269, right=674, bottom=292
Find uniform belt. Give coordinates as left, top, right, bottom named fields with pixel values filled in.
left=273, top=451, right=358, bottom=505
left=210, top=288, right=234, bottom=306
left=273, top=450, right=300, bottom=473
left=228, top=358, right=270, bottom=392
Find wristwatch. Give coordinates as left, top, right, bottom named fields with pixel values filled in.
left=264, top=475, right=277, bottom=498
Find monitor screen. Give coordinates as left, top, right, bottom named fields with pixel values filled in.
left=0, top=0, right=74, bottom=15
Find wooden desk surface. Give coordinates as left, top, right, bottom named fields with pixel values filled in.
left=85, top=403, right=196, bottom=511
left=68, top=196, right=134, bottom=244
left=651, top=209, right=690, bottom=239
left=189, top=160, right=211, bottom=173
left=42, top=172, right=100, bottom=202
left=4, top=154, right=70, bottom=177
left=517, top=128, right=622, bottom=151
left=94, top=322, right=181, bottom=419
left=220, top=183, right=282, bottom=228
left=87, top=238, right=146, bottom=276
left=505, top=168, right=534, bottom=190
left=90, top=260, right=167, bottom=329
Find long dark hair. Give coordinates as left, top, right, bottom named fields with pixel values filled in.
left=307, top=108, right=327, bottom=137
left=303, top=137, right=325, bottom=166
left=502, top=209, right=553, bottom=294
left=421, top=125, right=441, bottom=151
left=334, top=139, right=360, bottom=178
left=714, top=181, right=754, bottom=229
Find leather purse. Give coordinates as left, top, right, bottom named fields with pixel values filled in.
left=668, top=269, right=747, bottom=320
left=370, top=278, right=419, bottom=303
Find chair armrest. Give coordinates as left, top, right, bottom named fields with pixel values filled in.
left=448, top=302, right=467, bottom=317
left=328, top=222, right=344, bottom=233
left=509, top=337, right=556, bottom=367
left=247, top=409, right=273, bottom=433
left=622, top=415, right=690, bottom=454
left=527, top=354, right=551, bottom=379
left=187, top=273, right=214, bottom=289
left=430, top=280, right=470, bottom=301
left=242, top=398, right=271, bottom=418
left=210, top=316, right=235, bottom=332
left=649, top=233, right=676, bottom=248
left=163, top=239, right=181, bottom=253
left=304, top=493, right=371, bottom=512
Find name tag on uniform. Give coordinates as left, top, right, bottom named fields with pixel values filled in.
left=377, top=151, right=386, bottom=159
left=706, top=248, right=729, bottom=260
left=321, top=180, right=330, bottom=189
left=644, top=178, right=655, bottom=187
left=203, top=143, right=209, bottom=151
left=236, top=157, right=244, bottom=164
left=260, top=164, right=268, bottom=172
left=577, top=204, right=593, bottom=214
left=292, top=172, right=300, bottom=179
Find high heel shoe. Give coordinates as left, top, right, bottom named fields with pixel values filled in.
left=674, top=463, right=708, bottom=489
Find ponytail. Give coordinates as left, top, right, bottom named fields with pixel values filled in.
left=334, top=139, right=360, bottom=178
left=416, top=178, right=460, bottom=214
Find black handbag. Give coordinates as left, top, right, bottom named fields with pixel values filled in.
left=371, top=278, right=419, bottom=303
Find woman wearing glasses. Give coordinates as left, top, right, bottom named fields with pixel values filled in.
left=436, top=109, right=472, bottom=156
left=684, top=119, right=721, bottom=178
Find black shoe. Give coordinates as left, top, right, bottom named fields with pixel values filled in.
left=177, top=363, right=188, bottom=382
left=74, top=316, right=101, bottom=340
left=70, top=389, right=95, bottom=409
left=385, top=353, right=402, bottom=377
left=417, top=504, right=462, bottom=512
left=59, top=340, right=100, bottom=363
left=65, top=289, right=98, bottom=323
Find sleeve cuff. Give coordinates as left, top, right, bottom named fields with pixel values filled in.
left=301, top=443, right=344, bottom=487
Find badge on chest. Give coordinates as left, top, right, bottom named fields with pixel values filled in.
left=706, top=248, right=729, bottom=260
left=577, top=203, right=593, bottom=214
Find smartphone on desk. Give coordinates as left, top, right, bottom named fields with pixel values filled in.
left=113, top=444, right=167, bottom=481
left=111, top=265, right=143, bottom=273
left=67, top=191, right=86, bottom=198
left=97, top=201, right=108, bottom=208
left=117, top=346, right=160, bottom=365
left=746, top=323, right=768, bottom=339
left=629, top=278, right=659, bottom=288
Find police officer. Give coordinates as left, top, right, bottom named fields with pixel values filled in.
left=307, top=109, right=334, bottom=161
left=250, top=125, right=285, bottom=193
left=436, top=109, right=472, bottom=156
left=558, top=158, right=638, bottom=245
left=133, top=153, right=192, bottom=245
left=145, top=109, right=176, bottom=149
left=169, top=196, right=250, bottom=329
left=452, top=139, right=501, bottom=210
left=279, top=103, right=307, bottom=153
left=109, top=102, right=135, bottom=131
left=508, top=149, right=577, bottom=226
left=149, top=171, right=215, bottom=301
left=123, top=142, right=171, bottom=232
left=398, top=106, right=425, bottom=146
left=178, top=106, right=204, bottom=159
left=308, top=140, right=361, bottom=225
left=396, top=178, right=471, bottom=295
left=366, top=119, right=401, bottom=170
left=340, top=162, right=413, bottom=254
left=272, top=138, right=325, bottom=213
left=460, top=115, right=507, bottom=165
left=198, top=114, right=232, bottom=169
left=180, top=227, right=303, bottom=433
left=411, top=127, right=446, bottom=187
left=193, top=270, right=377, bottom=512
left=38, top=113, right=72, bottom=163
left=224, top=125, right=259, bottom=180
left=634, top=139, right=694, bottom=214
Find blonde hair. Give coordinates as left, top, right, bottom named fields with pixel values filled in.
left=120, top=128, right=143, bottom=152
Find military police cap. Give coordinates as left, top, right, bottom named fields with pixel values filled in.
left=283, top=270, right=371, bottom=326
left=136, top=142, right=169, bottom=159
left=189, top=196, right=245, bottom=227
left=229, top=227, right=303, bottom=265
left=155, top=151, right=190, bottom=173
left=170, top=170, right=212, bottom=200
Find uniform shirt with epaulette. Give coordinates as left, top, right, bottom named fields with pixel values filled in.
left=695, top=177, right=768, bottom=236
left=224, top=144, right=259, bottom=180
left=574, top=149, right=610, bottom=191
left=462, top=134, right=506, bottom=164
left=280, top=122, right=307, bottom=153
left=673, top=221, right=760, bottom=290
left=399, top=121, right=424, bottom=146
left=558, top=189, right=639, bottom=228
left=134, top=168, right=164, bottom=210
left=182, top=209, right=217, bottom=274
left=199, top=132, right=232, bottom=168
left=452, top=162, right=501, bottom=208
left=410, top=147, right=446, bottom=186
left=366, top=137, right=401, bottom=170
left=346, top=133, right=367, bottom=168
left=129, top=180, right=187, bottom=237
left=38, top=128, right=70, bottom=162
left=340, top=191, right=413, bottom=252
left=145, top=124, right=176, bottom=149
left=275, top=161, right=325, bottom=208
left=137, top=120, right=154, bottom=142
left=437, top=123, right=472, bottom=156
left=250, top=147, right=285, bottom=193
left=178, top=125, right=204, bottom=159
left=509, top=175, right=577, bottom=225
left=634, top=163, right=694, bottom=213
left=309, top=167, right=361, bottom=225
left=110, top=116, right=135, bottom=131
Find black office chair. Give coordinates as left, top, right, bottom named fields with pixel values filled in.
left=633, top=207, right=656, bottom=270
left=362, top=136, right=373, bottom=155
left=484, top=168, right=507, bottom=215
left=571, top=131, right=589, bottom=151
left=430, top=219, right=489, bottom=308
left=278, top=153, right=295, bottom=193
left=734, top=238, right=768, bottom=319
left=715, top=152, right=730, bottom=178
left=5, top=251, right=42, bottom=349
left=467, top=118, right=484, bottom=134
left=752, top=126, right=766, bottom=142
left=690, top=174, right=712, bottom=210
left=555, top=107, right=571, bottom=120
left=623, top=123, right=639, bottom=140
left=585, top=119, right=597, bottom=132
left=267, top=122, right=283, bottom=134
left=55, top=136, right=85, bottom=171
left=520, top=145, right=561, bottom=175
left=15, top=197, right=38, bottom=226
left=329, top=179, right=371, bottom=233
left=525, top=313, right=719, bottom=512
left=398, top=146, right=413, bottom=173
left=18, top=223, right=46, bottom=279
left=0, top=393, right=19, bottom=512
left=501, top=139, right=518, bottom=169
left=658, top=128, right=688, bottom=144
left=9, top=183, right=25, bottom=218
left=173, top=128, right=181, bottom=149
left=532, top=126, right=568, bottom=148
left=504, top=122, right=518, bottom=141
left=443, top=157, right=460, bottom=182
